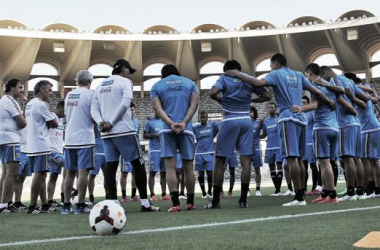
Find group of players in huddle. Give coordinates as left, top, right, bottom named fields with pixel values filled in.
left=0, top=53, right=379, bottom=214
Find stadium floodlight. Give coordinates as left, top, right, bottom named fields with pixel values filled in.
left=347, top=27, right=358, bottom=40
left=103, top=41, right=115, bottom=50
left=201, top=41, right=212, bottom=52
left=53, top=41, right=65, bottom=53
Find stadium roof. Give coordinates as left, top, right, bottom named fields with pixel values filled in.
left=0, top=10, right=380, bottom=95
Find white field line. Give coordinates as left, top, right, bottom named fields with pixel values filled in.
left=1, top=205, right=380, bottom=248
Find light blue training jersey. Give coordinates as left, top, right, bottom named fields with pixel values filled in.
left=144, top=117, right=163, bottom=151
left=305, top=111, right=315, bottom=143
left=151, top=75, right=198, bottom=134
left=312, top=84, right=339, bottom=131
left=262, top=116, right=279, bottom=150
left=264, top=67, right=312, bottom=125
left=193, top=122, right=218, bottom=154
left=213, top=75, right=265, bottom=116
left=252, top=119, right=262, bottom=150
left=356, top=83, right=380, bottom=133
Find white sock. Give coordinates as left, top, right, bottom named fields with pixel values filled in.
left=316, top=185, right=322, bottom=191
left=141, top=199, right=150, bottom=208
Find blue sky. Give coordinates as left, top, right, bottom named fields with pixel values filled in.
left=1, top=0, right=379, bottom=32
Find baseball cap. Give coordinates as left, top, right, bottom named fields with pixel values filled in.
left=113, top=59, right=137, bottom=74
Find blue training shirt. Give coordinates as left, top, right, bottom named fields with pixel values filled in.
left=312, top=84, right=339, bottom=132
left=262, top=116, right=279, bottom=150
left=305, top=111, right=315, bottom=144
left=193, top=122, right=218, bottom=154
left=213, top=75, right=265, bottom=116
left=356, top=83, right=380, bottom=133
left=144, top=117, right=163, bottom=151
left=252, top=119, right=262, bottom=151
left=264, top=67, right=311, bottom=125
left=132, top=117, right=140, bottom=134
left=151, top=75, right=198, bottom=134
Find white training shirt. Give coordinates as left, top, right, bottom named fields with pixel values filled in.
left=0, top=95, right=23, bottom=145
left=91, top=75, right=135, bottom=139
left=25, top=98, right=56, bottom=156
left=64, top=87, right=95, bottom=148
left=20, top=127, right=27, bottom=153
left=49, top=113, right=64, bottom=154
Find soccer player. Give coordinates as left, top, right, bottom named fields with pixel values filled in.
left=120, top=102, right=139, bottom=202
left=0, top=78, right=27, bottom=213
left=193, top=110, right=218, bottom=198
left=318, top=66, right=368, bottom=201
left=261, top=102, right=285, bottom=196
left=344, top=73, right=380, bottom=199
left=207, top=59, right=270, bottom=209
left=250, top=105, right=263, bottom=196
left=62, top=70, right=95, bottom=214
left=151, top=64, right=199, bottom=212
left=88, top=124, right=107, bottom=204
left=47, top=101, right=65, bottom=210
left=91, top=59, right=159, bottom=212
left=221, top=151, right=238, bottom=198
left=295, top=63, right=339, bottom=203
left=226, top=53, right=333, bottom=206
left=144, top=110, right=170, bottom=201
left=301, top=96, right=320, bottom=195
left=25, top=80, right=58, bottom=214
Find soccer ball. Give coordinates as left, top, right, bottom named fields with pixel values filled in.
left=70, top=195, right=78, bottom=206
left=89, top=200, right=127, bottom=235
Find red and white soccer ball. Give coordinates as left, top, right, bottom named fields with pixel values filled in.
left=89, top=200, right=127, bottom=235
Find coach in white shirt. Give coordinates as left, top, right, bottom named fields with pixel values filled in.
left=62, top=70, right=95, bottom=215
left=25, top=80, right=58, bottom=214
left=0, top=78, right=27, bottom=213
left=91, top=59, right=159, bottom=212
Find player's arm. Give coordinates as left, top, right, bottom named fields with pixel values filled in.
left=109, top=97, right=131, bottom=127
left=314, top=78, right=344, bottom=94
left=182, top=92, right=199, bottom=125
left=143, top=129, right=158, bottom=140
left=337, top=95, right=358, bottom=116
left=47, top=118, right=58, bottom=129
left=13, top=114, right=26, bottom=129
left=357, top=84, right=374, bottom=94
left=251, top=89, right=271, bottom=103
left=259, top=120, right=267, bottom=139
left=209, top=87, right=222, bottom=104
left=353, top=86, right=371, bottom=103
left=90, top=95, right=103, bottom=125
left=224, top=70, right=267, bottom=88
left=307, top=85, right=335, bottom=109
left=371, top=87, right=379, bottom=104
left=345, top=88, right=366, bottom=109
left=151, top=97, right=175, bottom=128
left=291, top=97, right=319, bottom=114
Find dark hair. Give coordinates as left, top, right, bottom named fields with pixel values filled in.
left=270, top=53, right=287, bottom=66
left=250, top=105, right=258, bottom=120
left=302, top=95, right=310, bottom=104
left=130, top=101, right=136, bottom=108
left=34, top=80, right=53, bottom=95
left=56, top=100, right=64, bottom=109
left=223, top=60, right=241, bottom=72
left=5, top=78, right=22, bottom=93
left=161, top=64, right=180, bottom=78
left=305, top=63, right=320, bottom=76
left=344, top=72, right=361, bottom=84
left=200, top=110, right=208, bottom=116
left=319, top=66, right=333, bottom=76
left=268, top=102, right=277, bottom=108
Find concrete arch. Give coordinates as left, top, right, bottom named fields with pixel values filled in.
left=192, top=24, right=227, bottom=33
left=198, top=56, right=226, bottom=72
left=93, top=25, right=130, bottom=34
left=142, top=25, right=180, bottom=35
left=240, top=21, right=275, bottom=31
left=0, top=19, right=28, bottom=29
left=337, top=10, right=374, bottom=21
left=287, top=16, right=324, bottom=27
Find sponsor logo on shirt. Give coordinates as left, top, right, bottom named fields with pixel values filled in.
left=267, top=124, right=277, bottom=129
left=68, top=94, right=80, bottom=99
left=100, top=87, right=112, bottom=94
left=67, top=101, right=79, bottom=107
left=200, top=129, right=211, bottom=134
left=167, top=86, right=182, bottom=92
left=102, top=80, right=114, bottom=86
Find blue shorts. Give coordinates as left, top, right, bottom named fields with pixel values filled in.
left=339, top=126, right=361, bottom=157
left=176, top=152, right=182, bottom=169
left=103, top=134, right=143, bottom=163
left=304, top=144, right=316, bottom=163
left=160, top=133, right=195, bottom=160
left=195, top=153, right=214, bottom=171
left=28, top=154, right=50, bottom=173
left=361, top=130, right=380, bottom=159
left=91, top=154, right=106, bottom=175
left=149, top=151, right=165, bottom=173
left=251, top=150, right=263, bottom=169
left=120, top=158, right=133, bottom=173
left=278, top=121, right=306, bottom=159
left=216, top=117, right=253, bottom=157
left=19, top=153, right=31, bottom=176
left=224, top=152, right=238, bottom=169
left=314, top=129, right=338, bottom=160
left=50, top=151, right=65, bottom=174
left=0, top=144, right=21, bottom=163
left=264, top=148, right=282, bottom=164
left=65, top=147, right=94, bottom=171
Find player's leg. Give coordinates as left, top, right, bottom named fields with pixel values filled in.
left=340, top=126, right=357, bottom=199
left=1, top=162, right=19, bottom=204
left=198, top=170, right=206, bottom=197
left=206, top=170, right=213, bottom=197
left=28, top=155, right=50, bottom=214
left=148, top=171, right=157, bottom=201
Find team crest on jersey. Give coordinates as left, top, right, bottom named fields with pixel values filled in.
left=306, top=114, right=309, bottom=118
left=15, top=153, right=20, bottom=158
left=254, top=124, right=258, bottom=128
left=57, top=158, right=62, bottom=162
left=275, top=118, right=279, bottom=122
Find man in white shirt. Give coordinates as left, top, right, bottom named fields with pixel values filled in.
left=91, top=59, right=159, bottom=212
left=25, top=80, right=58, bottom=214
left=0, top=78, right=27, bottom=213
left=47, top=101, right=65, bottom=210
left=62, top=70, right=95, bottom=215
